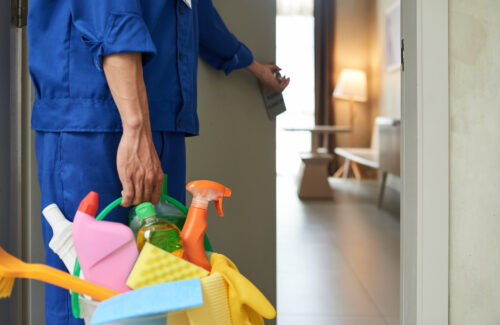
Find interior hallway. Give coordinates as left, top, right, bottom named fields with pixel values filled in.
left=277, top=175, right=400, bottom=325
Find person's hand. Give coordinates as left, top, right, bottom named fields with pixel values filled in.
left=103, top=53, right=164, bottom=207
left=116, top=125, right=164, bottom=207
left=246, top=61, right=290, bottom=92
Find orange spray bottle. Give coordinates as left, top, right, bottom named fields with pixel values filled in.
left=181, top=180, right=231, bottom=271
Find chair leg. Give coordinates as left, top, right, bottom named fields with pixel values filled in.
left=378, top=171, right=388, bottom=208
left=342, top=159, right=351, bottom=180
left=351, top=162, right=362, bottom=180
left=333, top=165, right=345, bottom=178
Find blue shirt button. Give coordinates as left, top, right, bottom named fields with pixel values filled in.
left=178, top=120, right=183, bottom=128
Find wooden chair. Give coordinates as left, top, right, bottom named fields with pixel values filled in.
left=377, top=118, right=400, bottom=207
left=334, top=117, right=400, bottom=207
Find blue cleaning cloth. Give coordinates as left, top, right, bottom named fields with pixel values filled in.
left=91, top=279, right=203, bottom=325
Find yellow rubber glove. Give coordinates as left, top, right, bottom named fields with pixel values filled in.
left=185, top=273, right=232, bottom=325
left=210, top=253, right=276, bottom=325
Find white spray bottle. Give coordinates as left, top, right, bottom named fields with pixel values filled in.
left=42, top=204, right=78, bottom=274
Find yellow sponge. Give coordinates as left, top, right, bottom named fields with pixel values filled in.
left=126, top=242, right=209, bottom=290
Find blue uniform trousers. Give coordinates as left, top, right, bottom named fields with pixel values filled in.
left=35, top=131, right=186, bottom=325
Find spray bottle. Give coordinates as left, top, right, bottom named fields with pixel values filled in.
left=181, top=180, right=231, bottom=270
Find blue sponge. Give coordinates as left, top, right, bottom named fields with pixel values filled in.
left=91, top=278, right=203, bottom=325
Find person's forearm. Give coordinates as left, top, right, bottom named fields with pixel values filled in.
left=102, top=52, right=164, bottom=206
left=103, top=53, right=150, bottom=131
left=245, top=60, right=260, bottom=76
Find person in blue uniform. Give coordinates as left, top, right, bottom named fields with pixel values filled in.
left=28, top=0, right=289, bottom=324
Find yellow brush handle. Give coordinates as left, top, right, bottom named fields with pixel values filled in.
left=26, top=264, right=118, bottom=301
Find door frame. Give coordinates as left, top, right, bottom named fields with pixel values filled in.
left=401, top=0, right=449, bottom=324
left=10, top=6, right=44, bottom=324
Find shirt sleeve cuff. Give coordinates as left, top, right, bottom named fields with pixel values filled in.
left=81, top=13, right=157, bottom=71
left=220, top=43, right=254, bottom=75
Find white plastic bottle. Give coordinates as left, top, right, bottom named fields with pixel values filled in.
left=42, top=204, right=78, bottom=274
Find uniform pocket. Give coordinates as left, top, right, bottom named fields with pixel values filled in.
left=59, top=132, right=128, bottom=223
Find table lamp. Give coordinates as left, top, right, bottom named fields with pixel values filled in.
left=333, top=69, right=367, bottom=146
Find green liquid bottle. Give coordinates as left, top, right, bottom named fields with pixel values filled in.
left=135, top=202, right=184, bottom=258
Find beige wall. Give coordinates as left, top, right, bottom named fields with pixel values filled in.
left=186, top=0, right=277, bottom=323
left=335, top=0, right=401, bottom=149
left=334, top=0, right=374, bottom=148
left=449, top=0, right=500, bottom=324
left=371, top=0, right=401, bottom=188
left=370, top=0, right=401, bottom=122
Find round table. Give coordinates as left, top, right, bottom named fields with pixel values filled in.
left=284, top=125, right=352, bottom=199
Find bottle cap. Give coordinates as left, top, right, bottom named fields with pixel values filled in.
left=136, top=202, right=156, bottom=220
left=78, top=191, right=99, bottom=216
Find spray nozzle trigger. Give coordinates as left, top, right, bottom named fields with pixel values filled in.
left=186, top=180, right=232, bottom=216
left=214, top=185, right=231, bottom=216
left=215, top=198, right=224, bottom=216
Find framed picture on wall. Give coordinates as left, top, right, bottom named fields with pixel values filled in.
left=385, top=1, right=401, bottom=71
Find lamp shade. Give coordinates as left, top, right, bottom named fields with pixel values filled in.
left=333, top=69, right=367, bottom=102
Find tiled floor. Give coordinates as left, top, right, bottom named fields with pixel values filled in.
left=277, top=176, right=400, bottom=325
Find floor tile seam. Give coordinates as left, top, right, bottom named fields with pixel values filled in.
left=337, top=242, right=394, bottom=318
left=325, top=209, right=391, bottom=319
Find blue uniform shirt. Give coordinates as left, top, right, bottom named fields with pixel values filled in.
left=28, top=0, right=253, bottom=135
